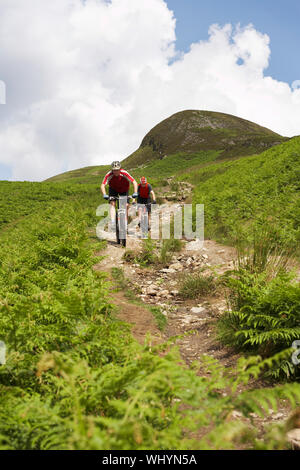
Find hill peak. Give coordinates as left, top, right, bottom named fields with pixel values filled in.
left=123, top=110, right=288, bottom=168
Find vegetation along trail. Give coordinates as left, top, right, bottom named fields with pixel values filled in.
left=94, top=197, right=300, bottom=446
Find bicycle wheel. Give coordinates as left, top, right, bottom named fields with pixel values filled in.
left=118, top=210, right=127, bottom=247
left=141, top=208, right=148, bottom=238
left=115, top=213, right=121, bottom=244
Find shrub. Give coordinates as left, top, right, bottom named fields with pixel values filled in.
left=218, top=268, right=300, bottom=379
left=110, top=267, right=127, bottom=290
left=234, top=222, right=295, bottom=280
left=135, top=239, right=158, bottom=267
left=179, top=271, right=217, bottom=300
left=122, top=250, right=136, bottom=263
left=149, top=306, right=167, bottom=331
left=159, top=238, right=183, bottom=265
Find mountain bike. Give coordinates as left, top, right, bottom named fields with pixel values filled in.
left=109, top=195, right=132, bottom=247
left=138, top=202, right=151, bottom=239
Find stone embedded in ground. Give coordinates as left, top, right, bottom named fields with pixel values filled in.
left=231, top=411, right=243, bottom=419
left=287, top=429, right=300, bottom=450
left=147, top=286, right=158, bottom=295
left=159, top=290, right=169, bottom=296
left=170, top=290, right=179, bottom=296
left=191, top=307, right=207, bottom=314
left=217, top=306, right=227, bottom=312
left=169, top=263, right=183, bottom=271
left=186, top=239, right=204, bottom=251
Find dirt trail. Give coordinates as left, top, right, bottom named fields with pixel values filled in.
left=94, top=238, right=164, bottom=346
left=94, top=235, right=243, bottom=361
left=112, top=291, right=163, bottom=346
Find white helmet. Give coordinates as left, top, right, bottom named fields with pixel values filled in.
left=111, top=161, right=121, bottom=170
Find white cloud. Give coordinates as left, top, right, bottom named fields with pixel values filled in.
left=0, top=0, right=299, bottom=181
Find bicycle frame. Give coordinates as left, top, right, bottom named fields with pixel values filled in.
left=138, top=202, right=150, bottom=238
left=109, top=195, right=131, bottom=246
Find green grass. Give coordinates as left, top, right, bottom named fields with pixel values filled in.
left=149, top=306, right=167, bottom=331
left=180, top=137, right=300, bottom=255
left=46, top=149, right=220, bottom=188
left=218, top=267, right=300, bottom=379
left=110, top=267, right=128, bottom=290
left=159, top=238, right=183, bottom=265
left=0, top=181, right=102, bottom=229
left=45, top=164, right=110, bottom=184
left=131, top=150, right=220, bottom=184
left=179, top=271, right=217, bottom=300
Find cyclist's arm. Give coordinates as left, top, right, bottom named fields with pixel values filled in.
left=101, top=171, right=112, bottom=196
left=132, top=179, right=138, bottom=193
left=101, top=182, right=107, bottom=195
left=150, top=190, right=156, bottom=201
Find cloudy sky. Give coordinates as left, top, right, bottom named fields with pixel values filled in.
left=0, top=0, right=300, bottom=181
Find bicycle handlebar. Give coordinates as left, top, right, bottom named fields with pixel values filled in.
left=108, top=195, right=133, bottom=202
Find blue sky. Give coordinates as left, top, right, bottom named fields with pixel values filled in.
left=166, top=0, right=300, bottom=85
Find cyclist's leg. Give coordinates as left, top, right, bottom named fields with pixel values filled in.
left=117, top=192, right=128, bottom=238
left=108, top=187, right=117, bottom=231
left=145, top=198, right=151, bottom=231
left=137, top=198, right=143, bottom=227
left=139, top=199, right=149, bottom=236
left=147, top=198, right=151, bottom=230
left=138, top=205, right=142, bottom=226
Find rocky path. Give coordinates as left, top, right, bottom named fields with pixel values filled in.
left=93, top=226, right=238, bottom=365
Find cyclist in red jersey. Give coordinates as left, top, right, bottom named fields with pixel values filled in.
left=101, top=161, right=138, bottom=230
left=137, top=176, right=156, bottom=230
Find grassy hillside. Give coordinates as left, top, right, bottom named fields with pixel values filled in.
left=44, top=151, right=221, bottom=186
left=178, top=137, right=300, bottom=252
left=0, top=181, right=100, bottom=229
left=45, top=164, right=110, bottom=184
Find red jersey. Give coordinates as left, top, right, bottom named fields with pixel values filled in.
left=102, top=169, right=135, bottom=193
left=138, top=183, right=152, bottom=199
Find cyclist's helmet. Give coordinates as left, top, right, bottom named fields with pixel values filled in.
left=111, top=161, right=121, bottom=170
left=140, top=176, right=147, bottom=184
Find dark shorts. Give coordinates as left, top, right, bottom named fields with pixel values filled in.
left=108, top=187, right=129, bottom=198
left=137, top=197, right=151, bottom=213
